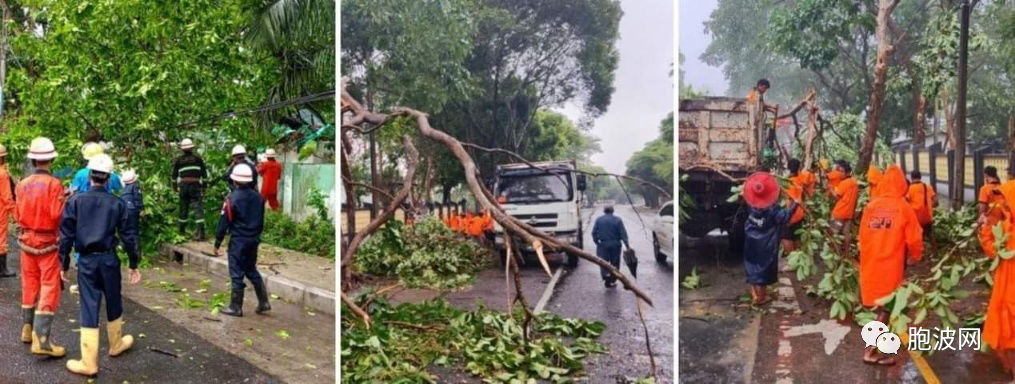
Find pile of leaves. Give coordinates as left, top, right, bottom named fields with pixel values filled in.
left=357, top=216, right=489, bottom=290
left=341, top=297, right=607, bottom=383
left=261, top=210, right=337, bottom=259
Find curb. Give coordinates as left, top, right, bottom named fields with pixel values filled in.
left=158, top=243, right=336, bottom=315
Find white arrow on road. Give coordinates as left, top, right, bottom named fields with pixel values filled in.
left=783, top=319, right=852, bottom=355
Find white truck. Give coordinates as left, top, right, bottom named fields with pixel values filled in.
left=492, top=160, right=587, bottom=268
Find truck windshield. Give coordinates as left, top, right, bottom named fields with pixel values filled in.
left=495, top=174, right=572, bottom=204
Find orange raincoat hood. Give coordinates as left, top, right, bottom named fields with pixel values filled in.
left=867, top=166, right=882, bottom=185
left=877, top=165, right=907, bottom=198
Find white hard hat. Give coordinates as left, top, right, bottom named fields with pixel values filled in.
left=230, top=163, right=254, bottom=183
left=81, top=142, right=104, bottom=160
left=265, top=148, right=276, bottom=158
left=231, top=145, right=247, bottom=156
left=122, top=169, right=138, bottom=184
left=27, top=137, right=58, bottom=160
left=0, top=144, right=8, bottom=157
left=180, top=138, right=195, bottom=150
left=86, top=153, right=114, bottom=174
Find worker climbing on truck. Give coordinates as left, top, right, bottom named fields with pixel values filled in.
left=747, top=78, right=778, bottom=114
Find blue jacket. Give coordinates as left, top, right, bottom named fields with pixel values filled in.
left=215, top=186, right=265, bottom=248
left=743, top=203, right=797, bottom=285
left=122, top=183, right=143, bottom=213
left=59, top=186, right=140, bottom=270
left=592, top=213, right=629, bottom=246
left=71, top=168, right=123, bottom=194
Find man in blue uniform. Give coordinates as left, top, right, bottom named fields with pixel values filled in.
left=215, top=164, right=270, bottom=317
left=69, top=143, right=123, bottom=281
left=59, top=154, right=141, bottom=376
left=172, top=138, right=209, bottom=241
left=592, top=205, right=630, bottom=288
left=121, top=170, right=143, bottom=235
left=223, top=145, right=258, bottom=192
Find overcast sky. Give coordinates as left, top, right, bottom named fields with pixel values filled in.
left=678, top=0, right=728, bottom=96
left=555, top=0, right=674, bottom=174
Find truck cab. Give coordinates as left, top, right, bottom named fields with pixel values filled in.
left=492, top=160, right=587, bottom=267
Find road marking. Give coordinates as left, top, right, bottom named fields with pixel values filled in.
left=782, top=319, right=851, bottom=355
left=901, top=331, right=942, bottom=384
left=533, top=266, right=564, bottom=314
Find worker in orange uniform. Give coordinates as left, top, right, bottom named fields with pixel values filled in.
left=800, top=164, right=817, bottom=198
left=982, top=166, right=1015, bottom=379
left=906, top=170, right=938, bottom=254
left=857, top=165, right=923, bottom=366
left=866, top=165, right=883, bottom=197
left=829, top=160, right=859, bottom=256
left=17, top=137, right=66, bottom=357
left=0, top=144, right=17, bottom=278
left=448, top=205, right=461, bottom=232
left=979, top=166, right=1008, bottom=258
left=782, top=159, right=806, bottom=254
left=257, top=148, right=283, bottom=211
left=825, top=160, right=845, bottom=191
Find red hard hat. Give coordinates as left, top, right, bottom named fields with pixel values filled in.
left=743, top=172, right=780, bottom=209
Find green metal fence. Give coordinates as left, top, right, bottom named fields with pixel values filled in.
left=279, top=163, right=336, bottom=222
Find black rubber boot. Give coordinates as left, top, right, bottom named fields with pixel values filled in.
left=252, top=281, right=271, bottom=314
left=195, top=226, right=206, bottom=242
left=0, top=253, right=15, bottom=278
left=178, top=222, right=187, bottom=237
left=220, top=289, right=243, bottom=317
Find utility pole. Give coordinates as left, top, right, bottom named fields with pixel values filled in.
left=952, top=0, right=970, bottom=208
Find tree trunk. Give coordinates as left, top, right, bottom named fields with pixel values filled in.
left=913, top=79, right=926, bottom=146
left=856, top=0, right=901, bottom=174
left=952, top=0, right=971, bottom=208
left=1008, top=116, right=1015, bottom=178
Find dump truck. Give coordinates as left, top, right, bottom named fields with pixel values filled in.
left=492, top=160, right=587, bottom=267
left=678, top=96, right=771, bottom=250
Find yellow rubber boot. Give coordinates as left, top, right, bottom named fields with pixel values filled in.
left=107, top=318, right=134, bottom=357
left=20, top=306, right=34, bottom=343
left=66, top=328, right=99, bottom=376
left=30, top=313, right=65, bottom=357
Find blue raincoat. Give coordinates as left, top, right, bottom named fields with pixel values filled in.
left=744, top=202, right=797, bottom=285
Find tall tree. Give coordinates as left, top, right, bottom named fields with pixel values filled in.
left=626, top=112, right=673, bottom=208
left=856, top=0, right=902, bottom=174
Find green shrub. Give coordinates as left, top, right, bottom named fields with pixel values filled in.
left=260, top=210, right=337, bottom=259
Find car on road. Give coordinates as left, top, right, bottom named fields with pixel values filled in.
left=652, top=201, right=674, bottom=262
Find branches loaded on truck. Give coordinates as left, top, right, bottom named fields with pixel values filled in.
left=492, top=160, right=587, bottom=267
left=678, top=96, right=773, bottom=251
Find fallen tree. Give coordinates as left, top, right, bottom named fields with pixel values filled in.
left=340, top=83, right=661, bottom=380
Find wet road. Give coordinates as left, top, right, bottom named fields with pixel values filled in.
left=678, top=232, right=1013, bottom=383
left=546, top=205, right=674, bottom=382
left=0, top=237, right=280, bottom=383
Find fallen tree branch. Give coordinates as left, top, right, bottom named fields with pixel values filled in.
left=341, top=291, right=372, bottom=329
left=343, top=178, right=397, bottom=202
left=684, top=164, right=746, bottom=182
left=340, top=135, right=420, bottom=285
left=636, top=298, right=657, bottom=381
left=462, top=142, right=672, bottom=199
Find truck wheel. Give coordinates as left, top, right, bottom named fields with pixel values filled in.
left=566, top=252, right=579, bottom=268
left=653, top=234, right=667, bottom=263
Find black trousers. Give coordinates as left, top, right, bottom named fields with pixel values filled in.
left=179, top=182, right=204, bottom=228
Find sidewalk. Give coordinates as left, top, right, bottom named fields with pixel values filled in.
left=160, top=241, right=335, bottom=315
left=144, top=242, right=337, bottom=383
